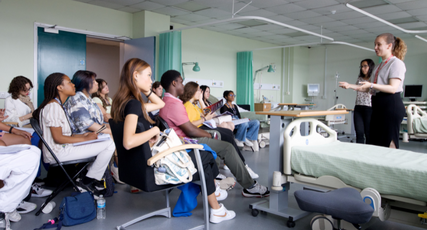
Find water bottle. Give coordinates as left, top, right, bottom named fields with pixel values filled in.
left=0, top=212, right=5, bottom=230
left=96, top=195, right=106, bottom=219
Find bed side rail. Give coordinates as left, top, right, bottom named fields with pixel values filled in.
left=283, top=118, right=338, bottom=175
left=407, top=104, right=427, bottom=134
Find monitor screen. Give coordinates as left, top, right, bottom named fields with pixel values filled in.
left=404, top=85, right=423, bottom=98
left=307, top=84, right=320, bottom=96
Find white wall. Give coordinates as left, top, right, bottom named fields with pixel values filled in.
left=0, top=0, right=132, bottom=107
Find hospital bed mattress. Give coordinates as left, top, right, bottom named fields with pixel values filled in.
left=291, top=141, right=427, bottom=202
left=413, top=116, right=427, bottom=133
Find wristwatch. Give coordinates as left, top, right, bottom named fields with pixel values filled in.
left=370, top=83, right=374, bottom=89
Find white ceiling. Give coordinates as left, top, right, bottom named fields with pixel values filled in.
left=71, top=0, right=427, bottom=46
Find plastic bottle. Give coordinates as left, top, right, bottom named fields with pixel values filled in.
left=0, top=212, right=5, bottom=230
left=96, top=195, right=106, bottom=219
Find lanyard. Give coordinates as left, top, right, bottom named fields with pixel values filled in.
left=373, top=55, right=393, bottom=84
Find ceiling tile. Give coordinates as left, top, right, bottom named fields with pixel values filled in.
left=284, top=10, right=321, bottom=20
left=151, top=6, right=190, bottom=16
left=269, top=15, right=294, bottom=23
left=251, top=24, right=285, bottom=31
left=387, top=0, right=416, bottom=2
left=132, top=1, right=165, bottom=10
left=265, top=3, right=306, bottom=14
left=396, top=0, right=427, bottom=10
left=250, top=0, right=289, bottom=8
left=216, top=2, right=259, bottom=13
left=320, top=21, right=347, bottom=28
left=103, top=0, right=144, bottom=6
left=272, top=28, right=299, bottom=34
left=150, top=0, right=189, bottom=6
left=174, top=1, right=209, bottom=11
left=293, top=0, right=339, bottom=9
left=406, top=8, right=427, bottom=16
left=299, top=16, right=335, bottom=24
left=398, top=22, right=427, bottom=29
left=362, top=5, right=402, bottom=15
left=329, top=25, right=360, bottom=32
left=284, top=20, right=308, bottom=27
left=88, top=1, right=124, bottom=9
left=192, top=0, right=231, bottom=8
left=341, top=17, right=375, bottom=25
left=118, top=6, right=142, bottom=13
left=213, top=23, right=244, bottom=30
left=311, top=4, right=352, bottom=15
left=233, top=27, right=261, bottom=34
left=353, top=21, right=388, bottom=28
left=329, top=11, right=365, bottom=20
left=247, top=31, right=276, bottom=36
left=174, top=13, right=211, bottom=22
left=299, top=24, right=322, bottom=31
left=193, top=8, right=231, bottom=19
left=170, top=17, right=192, bottom=25
left=238, top=9, right=278, bottom=17
left=376, top=11, right=412, bottom=20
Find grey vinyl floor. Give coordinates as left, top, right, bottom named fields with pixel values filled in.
left=13, top=139, right=427, bottom=230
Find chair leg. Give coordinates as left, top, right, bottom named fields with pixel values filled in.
left=194, top=149, right=209, bottom=230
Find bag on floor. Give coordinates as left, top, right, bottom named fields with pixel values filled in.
left=59, top=191, right=96, bottom=226
left=151, top=128, right=197, bottom=185
left=100, top=164, right=115, bottom=197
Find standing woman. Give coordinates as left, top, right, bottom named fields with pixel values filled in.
left=339, top=59, right=375, bottom=144
left=110, top=58, right=235, bottom=223
left=92, top=79, right=113, bottom=122
left=4, top=76, right=35, bottom=127
left=341, top=33, right=407, bottom=149
left=220, top=90, right=260, bottom=151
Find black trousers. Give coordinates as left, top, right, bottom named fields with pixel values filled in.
left=188, top=149, right=219, bottom=195
left=353, top=105, right=372, bottom=144
left=201, top=126, right=246, bottom=164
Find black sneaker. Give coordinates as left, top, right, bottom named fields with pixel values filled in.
left=77, top=181, right=103, bottom=199
left=242, top=181, right=270, bottom=198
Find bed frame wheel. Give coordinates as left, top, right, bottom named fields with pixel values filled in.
left=259, top=141, right=266, bottom=148
left=310, top=215, right=333, bottom=230
left=251, top=209, right=259, bottom=217
left=286, top=217, right=296, bottom=228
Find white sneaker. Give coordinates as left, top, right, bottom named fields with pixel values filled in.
left=215, top=183, right=228, bottom=201
left=244, top=139, right=253, bottom=147
left=210, top=203, right=236, bottom=224
left=111, top=165, right=125, bottom=184
left=223, top=165, right=230, bottom=171
left=216, top=173, right=227, bottom=180
left=31, top=183, right=53, bottom=198
left=16, top=201, right=36, bottom=214
left=6, top=210, right=21, bottom=222
left=242, top=181, right=270, bottom=198
left=234, top=139, right=244, bottom=147
left=218, top=177, right=236, bottom=191
left=251, top=140, right=259, bottom=152
left=245, top=164, right=259, bottom=179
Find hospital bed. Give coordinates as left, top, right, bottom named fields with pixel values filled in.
left=406, top=104, right=427, bottom=140
left=319, top=104, right=347, bottom=126
left=271, top=118, right=427, bottom=229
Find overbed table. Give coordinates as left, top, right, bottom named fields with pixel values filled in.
left=271, top=103, right=315, bottom=111
left=249, top=110, right=349, bottom=227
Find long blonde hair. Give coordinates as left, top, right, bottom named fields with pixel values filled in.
left=378, top=33, right=407, bottom=61
left=111, top=58, right=154, bottom=123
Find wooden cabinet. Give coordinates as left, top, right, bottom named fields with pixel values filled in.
left=254, top=103, right=271, bottom=111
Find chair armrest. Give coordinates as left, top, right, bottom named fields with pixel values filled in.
left=2, top=122, right=19, bottom=127
left=147, top=144, right=204, bottom=166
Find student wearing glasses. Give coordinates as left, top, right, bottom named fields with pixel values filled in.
left=339, top=59, right=375, bottom=144
left=4, top=76, right=35, bottom=127
left=220, top=90, right=260, bottom=151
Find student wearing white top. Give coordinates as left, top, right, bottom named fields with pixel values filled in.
left=33, top=73, right=115, bottom=198
left=4, top=76, right=35, bottom=127
left=92, top=78, right=112, bottom=122
left=339, top=59, right=375, bottom=144
left=340, top=33, right=407, bottom=149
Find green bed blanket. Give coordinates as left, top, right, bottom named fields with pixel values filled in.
left=413, top=116, right=427, bottom=133
left=291, top=141, right=427, bottom=202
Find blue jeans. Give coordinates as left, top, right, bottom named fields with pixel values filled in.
left=235, top=119, right=260, bottom=141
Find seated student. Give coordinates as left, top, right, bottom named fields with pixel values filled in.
left=148, top=81, right=163, bottom=121
left=64, top=71, right=122, bottom=185
left=220, top=90, right=260, bottom=151
left=33, top=72, right=115, bottom=197
left=182, top=82, right=259, bottom=179
left=92, top=78, right=112, bottom=122
left=0, top=144, right=41, bottom=229
left=4, top=76, right=34, bottom=127
left=111, top=58, right=234, bottom=223
left=159, top=70, right=269, bottom=198
left=200, top=85, right=234, bottom=131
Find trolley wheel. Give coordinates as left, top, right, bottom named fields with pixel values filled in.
left=286, top=220, right=296, bottom=228
left=259, top=141, right=266, bottom=148
left=251, top=209, right=259, bottom=217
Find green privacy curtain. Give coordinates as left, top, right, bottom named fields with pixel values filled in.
left=236, top=51, right=254, bottom=111
left=158, top=31, right=182, bottom=81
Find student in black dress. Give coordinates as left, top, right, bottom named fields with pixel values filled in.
left=110, top=58, right=235, bottom=223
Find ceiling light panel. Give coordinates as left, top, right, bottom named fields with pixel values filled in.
left=350, top=0, right=389, bottom=9
left=396, top=0, right=427, bottom=10
left=174, top=1, right=209, bottom=12
left=132, top=1, right=165, bottom=10
left=293, top=0, right=340, bottom=9
left=265, top=4, right=306, bottom=14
